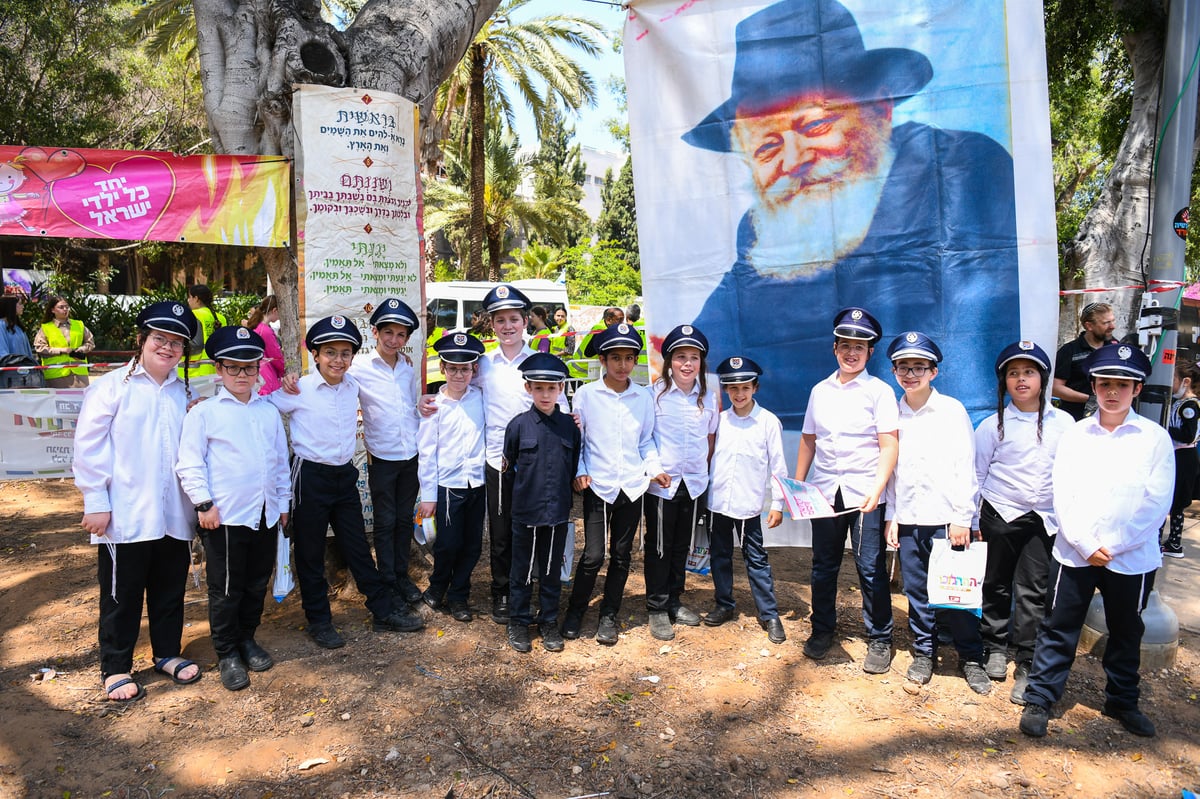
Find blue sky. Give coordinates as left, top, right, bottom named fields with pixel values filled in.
left=504, top=0, right=628, bottom=153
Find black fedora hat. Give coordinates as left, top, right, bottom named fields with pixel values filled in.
left=684, top=0, right=933, bottom=153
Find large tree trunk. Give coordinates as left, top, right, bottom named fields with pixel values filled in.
left=466, top=44, right=487, bottom=281
left=1061, top=0, right=1200, bottom=344
left=191, top=0, right=503, bottom=354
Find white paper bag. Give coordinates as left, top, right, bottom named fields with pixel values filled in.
left=272, top=527, right=294, bottom=603
left=686, top=511, right=711, bottom=575
left=926, top=538, right=987, bottom=616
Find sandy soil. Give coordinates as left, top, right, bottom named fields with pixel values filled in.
left=0, top=479, right=1197, bottom=799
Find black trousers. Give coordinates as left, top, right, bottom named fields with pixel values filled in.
left=567, top=488, right=641, bottom=619
left=97, top=536, right=191, bottom=678
left=201, top=516, right=277, bottom=658
left=642, top=485, right=701, bottom=612
left=978, top=501, right=1052, bottom=664
left=1024, top=560, right=1155, bottom=711
left=368, top=455, right=420, bottom=590
left=427, top=485, right=486, bottom=603
left=291, top=459, right=392, bottom=625
left=486, top=464, right=515, bottom=600
left=509, top=522, right=569, bottom=627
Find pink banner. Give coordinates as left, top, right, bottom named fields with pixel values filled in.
left=0, top=146, right=290, bottom=247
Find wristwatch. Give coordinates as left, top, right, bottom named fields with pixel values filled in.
left=194, top=501, right=214, bottom=513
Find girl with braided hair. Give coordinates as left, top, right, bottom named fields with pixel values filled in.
left=73, top=301, right=202, bottom=701
left=972, top=341, right=1073, bottom=703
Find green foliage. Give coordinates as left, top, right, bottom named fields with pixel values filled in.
left=529, top=108, right=590, bottom=247
left=506, top=243, right=564, bottom=281
left=432, top=259, right=465, bottom=282
left=595, top=158, right=638, bottom=269
left=561, top=241, right=640, bottom=306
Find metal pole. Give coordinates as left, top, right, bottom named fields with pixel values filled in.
left=1139, top=0, right=1200, bottom=425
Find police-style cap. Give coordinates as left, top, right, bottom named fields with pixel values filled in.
left=1086, top=343, right=1151, bottom=381
left=887, top=331, right=942, bottom=363
left=833, top=306, right=881, bottom=342
left=370, top=298, right=418, bottom=330
left=661, top=324, right=709, bottom=354
left=205, top=325, right=265, bottom=362
left=482, top=284, right=531, bottom=314
left=434, top=332, right=485, bottom=364
left=136, top=301, right=198, bottom=340
left=305, top=315, right=363, bottom=352
left=519, top=352, right=569, bottom=383
left=584, top=323, right=644, bottom=357
left=716, top=356, right=762, bottom=384
left=995, top=340, right=1051, bottom=373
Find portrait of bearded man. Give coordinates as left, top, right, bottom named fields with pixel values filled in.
left=684, top=0, right=1020, bottom=427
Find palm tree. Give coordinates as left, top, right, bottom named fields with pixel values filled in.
left=507, top=242, right=565, bottom=281
left=425, top=124, right=586, bottom=281
left=441, top=0, right=604, bottom=280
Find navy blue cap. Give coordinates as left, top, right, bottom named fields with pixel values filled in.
left=370, top=298, right=418, bottom=330
left=1086, top=343, right=1151, bottom=381
left=661, top=324, right=709, bottom=355
left=887, top=331, right=942, bottom=363
left=995, top=340, right=1051, bottom=373
left=833, top=307, right=881, bottom=342
left=716, top=355, right=762, bottom=384
left=434, top=332, right=485, bottom=364
left=584, top=323, right=644, bottom=357
left=305, top=315, right=363, bottom=352
left=482, top=284, right=531, bottom=314
left=519, top=352, right=569, bottom=383
left=205, top=325, right=265, bottom=362
left=136, top=301, right=198, bottom=340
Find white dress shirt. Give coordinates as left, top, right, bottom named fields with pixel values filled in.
left=648, top=379, right=720, bottom=500
left=887, top=388, right=978, bottom=528
left=475, top=345, right=569, bottom=470
left=72, top=362, right=194, bottom=544
left=351, top=351, right=419, bottom=461
left=267, top=372, right=360, bottom=465
left=1051, top=411, right=1173, bottom=574
left=707, top=402, right=786, bottom=519
left=572, top=378, right=663, bottom=504
left=176, top=387, right=292, bottom=529
left=801, top=369, right=899, bottom=506
left=417, top=385, right=486, bottom=501
left=973, top=403, right=1073, bottom=532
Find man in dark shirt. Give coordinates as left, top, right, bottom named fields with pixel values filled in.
left=1053, top=303, right=1119, bottom=420
left=502, top=353, right=582, bottom=653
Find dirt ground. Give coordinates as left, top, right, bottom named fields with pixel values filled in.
left=1, top=480, right=1197, bottom=799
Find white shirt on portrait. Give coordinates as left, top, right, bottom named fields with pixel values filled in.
left=351, top=350, right=419, bottom=461
left=267, top=371, right=360, bottom=466
left=707, top=402, right=786, bottom=520
left=417, top=385, right=486, bottom=501
left=887, top=388, right=978, bottom=528
left=647, top=379, right=720, bottom=501
left=573, top=378, right=662, bottom=504
left=973, top=403, right=1073, bottom=532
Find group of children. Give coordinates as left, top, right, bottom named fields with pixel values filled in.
left=72, top=291, right=1177, bottom=742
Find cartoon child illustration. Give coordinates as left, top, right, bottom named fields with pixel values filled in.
left=0, top=160, right=40, bottom=232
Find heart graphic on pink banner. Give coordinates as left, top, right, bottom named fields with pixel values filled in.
left=50, top=156, right=177, bottom=240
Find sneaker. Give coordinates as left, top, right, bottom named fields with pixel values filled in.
left=1010, top=661, right=1031, bottom=705
left=1102, top=703, right=1156, bottom=737
left=648, top=611, right=675, bottom=641
left=961, top=661, right=992, bottom=695
left=670, top=604, right=702, bottom=627
left=1162, top=540, right=1185, bottom=559
left=984, top=650, right=1008, bottom=681
left=374, top=607, right=425, bottom=632
left=803, top=632, right=834, bottom=660
left=906, top=654, right=934, bottom=685
left=595, top=615, right=619, bottom=645
left=539, top=623, right=565, bottom=652
left=863, top=640, right=893, bottom=674
left=218, top=655, right=250, bottom=691
left=1019, top=703, right=1049, bottom=737
left=307, top=623, right=345, bottom=650
left=561, top=610, right=583, bottom=640
left=507, top=623, right=532, bottom=653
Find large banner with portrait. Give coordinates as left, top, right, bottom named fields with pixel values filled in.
left=625, top=0, right=1058, bottom=435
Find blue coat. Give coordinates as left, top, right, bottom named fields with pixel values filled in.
left=693, top=121, right=1020, bottom=429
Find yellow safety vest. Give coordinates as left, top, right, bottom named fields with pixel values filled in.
left=40, top=320, right=86, bottom=380
left=179, top=307, right=226, bottom=377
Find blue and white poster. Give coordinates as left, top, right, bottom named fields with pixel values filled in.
left=625, top=0, right=1058, bottom=439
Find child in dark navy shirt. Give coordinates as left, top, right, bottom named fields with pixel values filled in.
left=502, top=353, right=582, bottom=652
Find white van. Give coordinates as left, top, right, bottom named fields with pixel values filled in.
left=424, top=279, right=570, bottom=333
